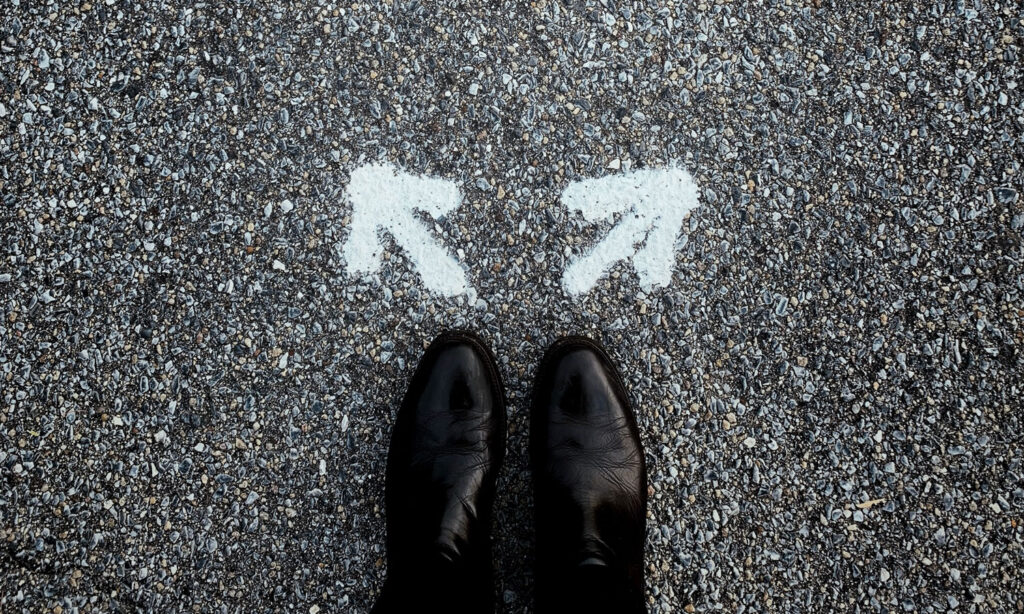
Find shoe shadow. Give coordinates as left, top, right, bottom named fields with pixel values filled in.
left=492, top=397, right=535, bottom=614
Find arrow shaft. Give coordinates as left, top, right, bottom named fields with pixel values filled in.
left=386, top=217, right=470, bottom=297
left=562, top=212, right=651, bottom=295
left=632, top=210, right=683, bottom=289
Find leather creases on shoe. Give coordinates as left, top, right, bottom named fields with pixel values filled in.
left=532, top=336, right=648, bottom=614
left=373, top=331, right=505, bottom=614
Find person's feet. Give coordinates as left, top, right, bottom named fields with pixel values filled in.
left=531, top=336, right=648, bottom=614
left=373, top=331, right=505, bottom=614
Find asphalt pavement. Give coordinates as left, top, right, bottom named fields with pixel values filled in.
left=2, top=1, right=1022, bottom=612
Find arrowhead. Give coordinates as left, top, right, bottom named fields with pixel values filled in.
left=349, top=162, right=462, bottom=218
left=561, top=166, right=699, bottom=295
left=341, top=163, right=473, bottom=297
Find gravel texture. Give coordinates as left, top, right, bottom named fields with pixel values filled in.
left=2, top=0, right=1023, bottom=612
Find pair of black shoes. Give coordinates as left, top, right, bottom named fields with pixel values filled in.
left=371, top=332, right=647, bottom=614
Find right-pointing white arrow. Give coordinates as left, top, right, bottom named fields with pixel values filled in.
left=561, top=167, right=700, bottom=295
left=342, top=162, right=472, bottom=297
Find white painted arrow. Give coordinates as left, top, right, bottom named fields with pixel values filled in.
left=561, top=166, right=699, bottom=295
left=341, top=162, right=472, bottom=297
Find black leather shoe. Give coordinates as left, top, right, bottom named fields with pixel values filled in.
left=372, top=331, right=506, bottom=614
left=531, top=336, right=648, bottom=614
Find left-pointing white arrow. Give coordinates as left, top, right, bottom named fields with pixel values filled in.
left=561, top=166, right=700, bottom=295
left=341, top=162, right=473, bottom=297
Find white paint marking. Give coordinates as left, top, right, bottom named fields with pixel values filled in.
left=341, top=162, right=472, bottom=297
left=561, top=166, right=699, bottom=295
